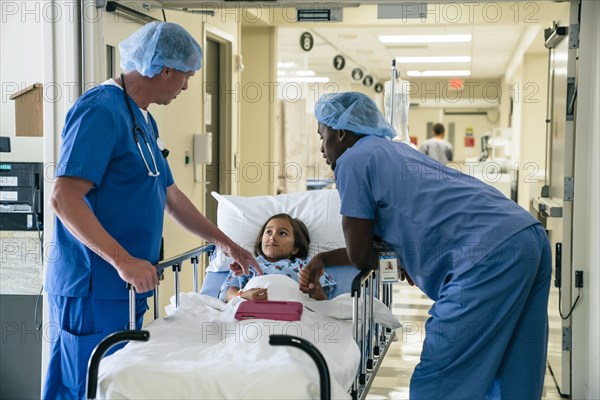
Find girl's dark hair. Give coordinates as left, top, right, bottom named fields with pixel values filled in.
left=254, top=213, right=310, bottom=259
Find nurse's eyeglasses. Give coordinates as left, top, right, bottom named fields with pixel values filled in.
left=121, top=74, right=169, bottom=177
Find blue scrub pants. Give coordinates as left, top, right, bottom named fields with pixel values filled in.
left=42, top=295, right=147, bottom=400
left=410, top=224, right=552, bottom=400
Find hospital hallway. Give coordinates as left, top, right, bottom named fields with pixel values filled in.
left=367, top=282, right=562, bottom=399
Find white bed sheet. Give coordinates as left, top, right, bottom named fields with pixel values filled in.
left=97, top=275, right=400, bottom=399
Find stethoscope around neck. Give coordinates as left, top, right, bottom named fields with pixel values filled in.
left=120, top=73, right=169, bottom=177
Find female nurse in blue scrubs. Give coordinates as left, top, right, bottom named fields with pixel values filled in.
left=303, top=92, right=551, bottom=399
left=43, top=22, right=260, bottom=400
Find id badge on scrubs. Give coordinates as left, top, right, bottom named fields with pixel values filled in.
left=379, top=252, right=399, bottom=283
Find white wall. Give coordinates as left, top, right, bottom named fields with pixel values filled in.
left=572, top=1, right=600, bottom=397
left=501, top=49, right=550, bottom=211
left=508, top=64, right=523, bottom=164
left=517, top=52, right=548, bottom=209
left=0, top=2, right=44, bottom=161
left=240, top=26, right=278, bottom=196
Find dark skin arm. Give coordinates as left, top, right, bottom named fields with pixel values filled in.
left=343, top=216, right=414, bottom=285
left=342, top=216, right=379, bottom=269
left=299, top=217, right=377, bottom=296
left=300, top=216, right=415, bottom=293
left=298, top=248, right=351, bottom=295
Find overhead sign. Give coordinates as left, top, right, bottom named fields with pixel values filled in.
left=333, top=55, right=346, bottom=70
left=297, top=8, right=343, bottom=22
left=300, top=32, right=314, bottom=52
left=377, top=3, right=427, bottom=19
left=449, top=79, right=464, bottom=90
left=351, top=68, right=364, bottom=81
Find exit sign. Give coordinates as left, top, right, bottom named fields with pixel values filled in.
left=449, top=79, right=464, bottom=90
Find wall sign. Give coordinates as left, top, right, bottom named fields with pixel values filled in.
left=374, top=83, right=384, bottom=93
left=333, top=55, right=346, bottom=70
left=300, top=32, right=314, bottom=52
left=363, top=75, right=374, bottom=87
left=351, top=68, right=364, bottom=81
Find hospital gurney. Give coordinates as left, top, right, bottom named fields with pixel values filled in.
left=86, top=244, right=399, bottom=400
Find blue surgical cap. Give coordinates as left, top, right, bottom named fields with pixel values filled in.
left=314, top=92, right=396, bottom=139
left=119, top=22, right=203, bottom=78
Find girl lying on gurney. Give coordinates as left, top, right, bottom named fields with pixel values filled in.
left=220, top=213, right=352, bottom=302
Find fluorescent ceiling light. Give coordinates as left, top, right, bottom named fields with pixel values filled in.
left=278, top=77, right=330, bottom=83
left=277, top=70, right=316, bottom=77
left=277, top=62, right=297, bottom=68
left=396, top=56, right=471, bottom=63
left=295, top=70, right=316, bottom=77
left=379, top=34, right=472, bottom=44
left=407, top=70, right=471, bottom=77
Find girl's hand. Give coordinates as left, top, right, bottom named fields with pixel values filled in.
left=299, top=257, right=325, bottom=295
left=240, top=288, right=268, bottom=300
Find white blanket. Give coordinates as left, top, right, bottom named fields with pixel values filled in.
left=97, top=275, right=400, bottom=399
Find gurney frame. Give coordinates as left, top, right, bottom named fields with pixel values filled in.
left=86, top=244, right=396, bottom=400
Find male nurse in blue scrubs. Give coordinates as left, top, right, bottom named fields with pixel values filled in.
left=43, top=22, right=260, bottom=399
left=305, top=92, right=551, bottom=399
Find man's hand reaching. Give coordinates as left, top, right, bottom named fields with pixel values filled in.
left=226, top=244, right=263, bottom=276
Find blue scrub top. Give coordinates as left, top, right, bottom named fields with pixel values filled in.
left=335, top=135, right=539, bottom=300
left=46, top=84, right=174, bottom=299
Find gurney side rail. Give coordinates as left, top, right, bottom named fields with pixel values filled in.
left=350, top=268, right=396, bottom=400
left=86, top=330, right=150, bottom=400
left=153, top=243, right=215, bottom=317
left=155, top=243, right=216, bottom=276
left=270, top=335, right=331, bottom=400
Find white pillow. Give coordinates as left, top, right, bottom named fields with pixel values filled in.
left=207, top=190, right=345, bottom=272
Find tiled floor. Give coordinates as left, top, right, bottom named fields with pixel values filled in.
left=366, top=282, right=563, bottom=399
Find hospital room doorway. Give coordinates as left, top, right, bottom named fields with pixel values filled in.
left=204, top=33, right=233, bottom=223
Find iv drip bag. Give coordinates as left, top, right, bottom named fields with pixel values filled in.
left=384, top=67, right=410, bottom=143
